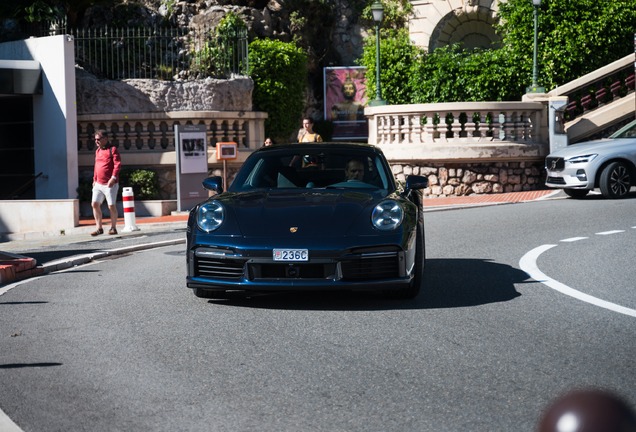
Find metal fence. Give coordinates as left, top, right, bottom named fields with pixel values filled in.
left=34, top=20, right=249, bottom=80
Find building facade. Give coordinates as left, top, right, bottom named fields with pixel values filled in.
left=409, top=0, right=503, bottom=52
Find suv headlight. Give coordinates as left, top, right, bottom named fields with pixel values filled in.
left=197, top=201, right=224, bottom=232
left=566, top=154, right=597, bottom=164
left=371, top=200, right=404, bottom=231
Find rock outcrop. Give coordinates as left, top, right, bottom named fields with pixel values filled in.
left=76, top=68, right=253, bottom=114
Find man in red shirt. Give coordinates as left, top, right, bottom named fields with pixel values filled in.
left=91, top=130, right=122, bottom=236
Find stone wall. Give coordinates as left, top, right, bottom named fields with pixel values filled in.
left=75, top=68, right=254, bottom=115
left=390, top=161, right=546, bottom=198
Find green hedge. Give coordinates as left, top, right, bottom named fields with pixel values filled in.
left=358, top=0, right=636, bottom=104
left=249, top=39, right=307, bottom=140
left=76, top=168, right=161, bottom=202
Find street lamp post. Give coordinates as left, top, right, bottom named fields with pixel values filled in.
left=368, top=1, right=386, bottom=106
left=526, top=0, right=545, bottom=93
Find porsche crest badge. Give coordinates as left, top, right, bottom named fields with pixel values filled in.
left=290, top=227, right=298, bottom=233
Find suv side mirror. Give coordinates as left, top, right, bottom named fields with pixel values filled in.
left=202, top=176, right=223, bottom=193
left=405, top=175, right=428, bottom=191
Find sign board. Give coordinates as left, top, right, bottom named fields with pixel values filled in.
left=216, top=142, right=238, bottom=160
left=324, top=66, right=369, bottom=140
left=175, top=124, right=208, bottom=211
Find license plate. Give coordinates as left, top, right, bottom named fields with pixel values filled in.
left=273, top=249, right=308, bottom=261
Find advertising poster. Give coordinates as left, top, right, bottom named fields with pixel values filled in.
left=179, top=132, right=208, bottom=174
left=175, top=124, right=208, bottom=211
left=324, top=66, right=369, bottom=140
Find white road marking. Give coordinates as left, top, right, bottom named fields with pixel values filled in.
left=519, top=245, right=636, bottom=318
left=0, top=409, right=24, bottom=432
left=596, top=230, right=625, bottom=235
left=560, top=237, right=588, bottom=242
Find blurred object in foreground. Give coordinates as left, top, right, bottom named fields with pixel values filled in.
left=538, top=390, right=636, bottom=432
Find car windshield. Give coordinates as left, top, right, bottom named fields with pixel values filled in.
left=609, top=120, right=636, bottom=139
left=229, top=146, right=394, bottom=193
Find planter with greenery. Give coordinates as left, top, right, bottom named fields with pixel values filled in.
left=76, top=168, right=172, bottom=217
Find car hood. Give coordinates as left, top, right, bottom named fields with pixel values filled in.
left=548, top=138, right=635, bottom=158
left=214, top=189, right=383, bottom=238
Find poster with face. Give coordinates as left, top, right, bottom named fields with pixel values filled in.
left=324, top=67, right=369, bottom=140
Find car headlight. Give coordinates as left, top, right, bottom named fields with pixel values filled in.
left=371, top=200, right=404, bottom=231
left=566, top=154, right=597, bottom=164
left=197, top=201, right=224, bottom=232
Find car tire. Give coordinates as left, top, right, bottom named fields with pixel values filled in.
left=599, top=162, right=632, bottom=199
left=563, top=188, right=589, bottom=199
left=385, top=225, right=424, bottom=300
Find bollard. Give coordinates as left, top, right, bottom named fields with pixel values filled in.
left=122, top=187, right=140, bottom=232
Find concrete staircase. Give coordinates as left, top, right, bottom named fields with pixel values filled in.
left=548, top=54, right=635, bottom=143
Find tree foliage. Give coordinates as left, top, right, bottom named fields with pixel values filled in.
left=0, top=0, right=122, bottom=28
left=249, top=39, right=307, bottom=140
left=411, top=45, right=521, bottom=103
left=359, top=0, right=636, bottom=104
left=497, top=0, right=636, bottom=91
left=360, top=0, right=412, bottom=30
left=359, top=28, right=419, bottom=105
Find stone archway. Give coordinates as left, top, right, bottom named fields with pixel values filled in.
left=409, top=0, right=503, bottom=52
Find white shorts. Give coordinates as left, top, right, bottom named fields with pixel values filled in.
left=92, top=182, right=119, bottom=206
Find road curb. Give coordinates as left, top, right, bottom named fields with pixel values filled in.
left=0, top=221, right=187, bottom=242
left=1, top=238, right=186, bottom=287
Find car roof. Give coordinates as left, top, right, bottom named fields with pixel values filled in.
left=256, top=142, right=383, bottom=153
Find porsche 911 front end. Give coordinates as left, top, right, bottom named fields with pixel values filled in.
left=186, top=143, right=428, bottom=299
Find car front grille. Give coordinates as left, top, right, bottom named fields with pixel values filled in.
left=194, top=256, right=244, bottom=279
left=341, top=253, right=400, bottom=280
left=249, top=263, right=332, bottom=280
left=545, top=157, right=565, bottom=171
left=547, top=176, right=566, bottom=185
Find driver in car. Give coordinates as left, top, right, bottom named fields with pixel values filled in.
left=345, top=159, right=365, bottom=181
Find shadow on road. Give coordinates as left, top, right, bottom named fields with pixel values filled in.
left=564, top=190, right=636, bottom=201
left=16, top=248, right=105, bottom=265
left=0, top=363, right=63, bottom=369
left=0, top=301, right=48, bottom=305
left=205, top=258, right=527, bottom=311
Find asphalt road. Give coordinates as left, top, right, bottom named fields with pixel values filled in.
left=1, top=195, right=635, bottom=432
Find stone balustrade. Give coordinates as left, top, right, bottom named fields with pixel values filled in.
left=365, top=101, right=548, bottom=162
left=77, top=110, right=267, bottom=167
left=364, top=101, right=550, bottom=198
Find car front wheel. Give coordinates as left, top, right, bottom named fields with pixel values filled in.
left=563, top=188, right=589, bottom=199
left=599, top=162, right=632, bottom=199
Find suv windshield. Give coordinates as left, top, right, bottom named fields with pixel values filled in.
left=610, top=120, right=636, bottom=139
left=230, top=146, right=394, bottom=192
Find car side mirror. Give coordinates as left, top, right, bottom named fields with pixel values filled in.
left=202, top=176, right=223, bottom=193
left=405, top=175, right=428, bottom=191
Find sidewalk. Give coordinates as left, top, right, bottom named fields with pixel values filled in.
left=0, top=189, right=561, bottom=286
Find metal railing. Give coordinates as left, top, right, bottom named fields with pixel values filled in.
left=32, top=20, right=249, bottom=80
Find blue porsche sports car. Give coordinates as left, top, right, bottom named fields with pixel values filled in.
left=186, top=143, right=429, bottom=299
